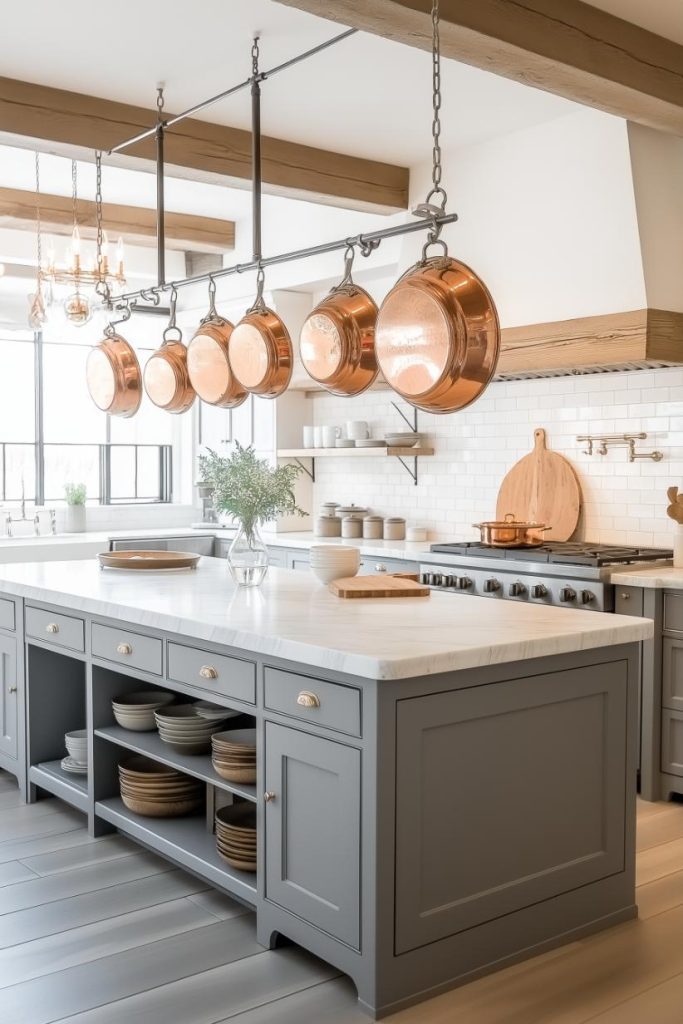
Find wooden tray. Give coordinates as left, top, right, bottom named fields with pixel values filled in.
left=98, top=550, right=201, bottom=570
left=329, top=573, right=430, bottom=599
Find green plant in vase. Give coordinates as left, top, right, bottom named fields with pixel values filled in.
left=198, top=444, right=305, bottom=586
left=64, top=482, right=87, bottom=534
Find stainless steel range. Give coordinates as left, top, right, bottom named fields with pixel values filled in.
left=420, top=542, right=673, bottom=612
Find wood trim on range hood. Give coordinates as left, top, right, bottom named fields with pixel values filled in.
left=292, top=308, right=683, bottom=390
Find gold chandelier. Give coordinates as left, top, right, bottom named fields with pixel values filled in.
left=35, top=152, right=127, bottom=326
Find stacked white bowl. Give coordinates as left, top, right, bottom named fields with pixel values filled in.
left=112, top=691, right=175, bottom=732
left=63, top=730, right=88, bottom=774
left=309, top=544, right=361, bottom=584
left=154, top=704, right=227, bottom=755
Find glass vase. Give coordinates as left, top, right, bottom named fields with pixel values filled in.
left=228, top=523, right=269, bottom=587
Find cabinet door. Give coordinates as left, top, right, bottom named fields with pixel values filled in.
left=265, top=722, right=361, bottom=949
left=266, top=546, right=288, bottom=569
left=286, top=550, right=310, bottom=572
left=662, top=709, right=683, bottom=776
left=0, top=634, right=18, bottom=760
left=663, top=639, right=683, bottom=712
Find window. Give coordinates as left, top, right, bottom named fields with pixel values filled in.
left=0, top=324, right=173, bottom=506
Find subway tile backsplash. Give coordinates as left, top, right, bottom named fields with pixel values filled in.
left=310, top=368, right=683, bottom=548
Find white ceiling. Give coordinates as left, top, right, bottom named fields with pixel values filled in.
left=0, top=0, right=580, bottom=166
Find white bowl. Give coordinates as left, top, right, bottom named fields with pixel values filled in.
left=311, top=562, right=360, bottom=585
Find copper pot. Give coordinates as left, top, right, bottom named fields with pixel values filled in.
left=144, top=290, right=196, bottom=414
left=473, top=513, right=550, bottom=548
left=186, top=280, right=248, bottom=409
left=86, top=307, right=142, bottom=418
left=229, top=269, right=292, bottom=399
left=299, top=247, right=378, bottom=396
left=375, top=247, right=500, bottom=414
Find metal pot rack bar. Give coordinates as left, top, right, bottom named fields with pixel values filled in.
left=102, top=27, right=459, bottom=311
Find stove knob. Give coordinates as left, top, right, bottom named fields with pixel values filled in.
left=531, top=584, right=548, bottom=599
left=420, top=572, right=431, bottom=585
left=508, top=581, right=527, bottom=597
left=455, top=576, right=472, bottom=590
left=438, top=574, right=452, bottom=588
left=580, top=589, right=595, bottom=605
left=559, top=587, right=577, bottom=603
left=483, top=578, right=501, bottom=593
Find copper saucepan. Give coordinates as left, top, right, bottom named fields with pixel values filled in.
left=473, top=513, right=550, bottom=548
left=86, top=305, right=142, bottom=418
left=229, top=268, right=292, bottom=399
left=186, top=278, right=248, bottom=409
left=144, top=287, right=196, bottom=414
left=375, top=235, right=500, bottom=414
left=299, top=246, right=378, bottom=396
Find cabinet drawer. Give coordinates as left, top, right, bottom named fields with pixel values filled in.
left=92, top=623, right=162, bottom=675
left=26, top=606, right=84, bottom=652
left=614, top=586, right=644, bottom=617
left=264, top=668, right=361, bottom=737
left=662, top=709, right=683, bottom=777
left=168, top=643, right=255, bottom=705
left=0, top=598, right=15, bottom=632
left=664, top=594, right=683, bottom=634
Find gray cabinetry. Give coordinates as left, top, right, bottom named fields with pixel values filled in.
left=663, top=638, right=683, bottom=713
left=662, top=709, right=683, bottom=776
left=0, top=633, right=18, bottom=761
left=110, top=536, right=215, bottom=556
left=286, top=549, right=311, bottom=572
left=264, top=722, right=361, bottom=949
left=264, top=668, right=361, bottom=737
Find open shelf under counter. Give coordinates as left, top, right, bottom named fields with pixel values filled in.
left=94, top=725, right=257, bottom=803
left=95, top=796, right=257, bottom=904
left=29, top=760, right=89, bottom=813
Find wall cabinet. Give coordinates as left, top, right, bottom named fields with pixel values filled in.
left=0, top=633, right=18, bottom=761
left=264, top=722, right=361, bottom=949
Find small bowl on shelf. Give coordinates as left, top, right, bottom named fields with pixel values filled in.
left=112, top=691, right=175, bottom=732
left=384, top=433, right=422, bottom=448
left=65, top=729, right=88, bottom=765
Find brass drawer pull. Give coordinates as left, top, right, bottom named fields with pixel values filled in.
left=264, top=791, right=276, bottom=802
left=117, top=642, right=133, bottom=656
left=297, top=690, right=320, bottom=709
left=46, top=623, right=59, bottom=634
left=200, top=665, right=218, bottom=680
left=8, top=685, right=17, bottom=694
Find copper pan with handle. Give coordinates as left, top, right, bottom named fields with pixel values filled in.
left=186, top=277, right=248, bottom=409
left=229, top=267, right=292, bottom=399
left=375, top=211, right=500, bottom=414
left=86, top=304, right=142, bottom=418
left=299, top=245, right=378, bottom=396
left=143, top=287, right=196, bottom=415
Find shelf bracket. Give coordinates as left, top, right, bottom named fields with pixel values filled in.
left=391, top=401, right=418, bottom=433
left=293, top=457, right=315, bottom=483
left=396, top=456, right=418, bottom=485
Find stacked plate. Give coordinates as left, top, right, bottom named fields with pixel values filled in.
left=118, top=755, right=203, bottom=817
left=354, top=438, right=386, bottom=447
left=194, top=701, right=239, bottom=724
left=384, top=432, right=421, bottom=448
left=309, top=544, right=360, bottom=585
left=215, top=803, right=256, bottom=872
left=154, top=704, right=226, bottom=754
left=212, top=729, right=256, bottom=783
left=112, top=690, right=175, bottom=731
left=62, top=729, right=88, bottom=775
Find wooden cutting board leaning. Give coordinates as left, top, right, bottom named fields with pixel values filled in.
left=329, top=573, right=431, bottom=599
left=495, top=427, right=581, bottom=542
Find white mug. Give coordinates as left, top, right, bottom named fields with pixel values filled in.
left=322, top=425, right=341, bottom=448
left=313, top=425, right=324, bottom=448
left=346, top=420, right=369, bottom=440
left=302, top=425, right=315, bottom=449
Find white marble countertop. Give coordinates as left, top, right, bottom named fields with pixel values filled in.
left=0, top=558, right=652, bottom=680
left=610, top=565, right=683, bottom=589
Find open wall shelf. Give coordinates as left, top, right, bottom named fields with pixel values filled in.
left=277, top=447, right=433, bottom=485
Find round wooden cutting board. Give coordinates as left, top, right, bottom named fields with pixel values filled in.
left=495, top=428, right=581, bottom=541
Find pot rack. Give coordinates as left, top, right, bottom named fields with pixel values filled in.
left=101, top=28, right=458, bottom=314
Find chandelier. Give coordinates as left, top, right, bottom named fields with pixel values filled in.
left=34, top=152, right=127, bottom=326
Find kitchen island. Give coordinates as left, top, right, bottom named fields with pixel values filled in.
left=0, top=558, right=652, bottom=1018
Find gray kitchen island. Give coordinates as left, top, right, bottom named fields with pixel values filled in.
left=0, top=558, right=652, bottom=1018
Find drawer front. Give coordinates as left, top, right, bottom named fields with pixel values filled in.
left=92, top=623, right=162, bottom=675
left=664, top=594, right=683, bottom=634
left=614, top=586, right=644, bottom=617
left=0, top=598, right=15, bottom=633
left=264, top=667, right=361, bottom=737
left=286, top=551, right=310, bottom=572
left=26, top=606, right=84, bottom=652
left=662, top=709, right=683, bottom=777
left=266, top=546, right=288, bottom=569
left=168, top=643, right=255, bottom=705
left=663, top=638, right=683, bottom=712
left=359, top=556, right=417, bottom=576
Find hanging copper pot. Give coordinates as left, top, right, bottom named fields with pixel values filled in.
left=86, top=305, right=142, bottom=418
left=144, top=287, right=196, bottom=414
left=229, top=268, right=292, bottom=399
left=186, top=278, right=248, bottom=409
left=375, top=235, right=500, bottom=414
left=299, top=245, right=378, bottom=396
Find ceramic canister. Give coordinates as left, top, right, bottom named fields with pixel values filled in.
left=383, top=516, right=406, bottom=540
left=315, top=515, right=342, bottom=538
left=341, top=515, right=363, bottom=539
left=362, top=515, right=384, bottom=540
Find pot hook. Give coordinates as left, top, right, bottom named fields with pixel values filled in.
left=163, top=286, right=182, bottom=343
left=247, top=265, right=267, bottom=314
left=200, top=275, right=222, bottom=325
left=339, top=244, right=356, bottom=287
left=104, top=302, right=132, bottom=338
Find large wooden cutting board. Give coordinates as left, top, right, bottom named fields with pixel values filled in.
left=329, top=574, right=430, bottom=599
left=496, top=428, right=581, bottom=541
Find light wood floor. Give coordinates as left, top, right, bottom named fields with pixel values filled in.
left=2, top=773, right=683, bottom=1023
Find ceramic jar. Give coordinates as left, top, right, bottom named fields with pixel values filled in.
left=383, top=516, right=406, bottom=540
left=315, top=516, right=342, bottom=538
left=362, top=515, right=384, bottom=540
left=406, top=526, right=427, bottom=542
left=341, top=515, right=363, bottom=539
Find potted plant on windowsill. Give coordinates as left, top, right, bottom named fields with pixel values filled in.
left=64, top=482, right=87, bottom=534
left=199, top=444, right=304, bottom=587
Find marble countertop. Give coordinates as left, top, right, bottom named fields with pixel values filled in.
left=0, top=558, right=652, bottom=681
left=610, top=565, right=683, bottom=589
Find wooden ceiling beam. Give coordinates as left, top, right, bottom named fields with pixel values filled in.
left=275, top=0, right=683, bottom=135
left=0, top=76, right=409, bottom=213
left=0, top=187, right=235, bottom=253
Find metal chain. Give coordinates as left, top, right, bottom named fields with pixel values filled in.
left=156, top=86, right=164, bottom=123
left=34, top=151, right=42, bottom=271
left=252, top=37, right=260, bottom=77
left=94, top=151, right=111, bottom=302
left=71, top=159, right=78, bottom=234
left=430, top=0, right=444, bottom=202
